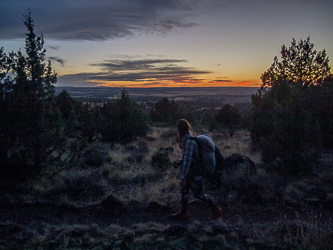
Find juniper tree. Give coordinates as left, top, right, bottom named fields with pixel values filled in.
left=251, top=37, right=332, bottom=176
left=215, top=104, right=241, bottom=129
left=150, top=97, right=182, bottom=124
left=260, top=36, right=331, bottom=88
left=100, top=88, right=148, bottom=143
left=0, top=12, right=63, bottom=186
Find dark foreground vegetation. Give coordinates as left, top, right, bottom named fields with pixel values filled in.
left=1, top=13, right=333, bottom=249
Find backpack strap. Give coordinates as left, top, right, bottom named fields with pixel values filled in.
left=189, top=136, right=203, bottom=165
left=188, top=136, right=204, bottom=175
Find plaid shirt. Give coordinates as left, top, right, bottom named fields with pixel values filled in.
left=180, top=133, right=199, bottom=179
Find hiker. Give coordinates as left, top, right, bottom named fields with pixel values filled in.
left=172, top=119, right=222, bottom=220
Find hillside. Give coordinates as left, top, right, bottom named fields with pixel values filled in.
left=1, top=128, right=332, bottom=249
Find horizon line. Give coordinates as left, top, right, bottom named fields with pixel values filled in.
left=55, top=86, right=259, bottom=88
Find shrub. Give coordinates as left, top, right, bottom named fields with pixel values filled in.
left=77, top=103, right=101, bottom=142
left=83, top=149, right=106, bottom=168
left=60, top=171, right=107, bottom=201
left=215, top=104, right=241, bottom=129
left=151, top=148, right=172, bottom=171
left=161, top=128, right=178, bottom=139
left=150, top=97, right=183, bottom=124
left=100, top=88, right=148, bottom=143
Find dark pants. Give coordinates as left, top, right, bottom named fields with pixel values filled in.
left=181, top=174, right=218, bottom=213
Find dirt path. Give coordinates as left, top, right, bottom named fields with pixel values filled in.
left=0, top=200, right=292, bottom=228
left=1, top=201, right=332, bottom=249
left=1, top=203, right=213, bottom=227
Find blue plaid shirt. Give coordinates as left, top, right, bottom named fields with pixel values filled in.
left=180, top=133, right=199, bottom=179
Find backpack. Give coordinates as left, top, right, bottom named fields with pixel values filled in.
left=190, top=135, right=224, bottom=174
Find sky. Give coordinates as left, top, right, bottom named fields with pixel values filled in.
left=1, top=0, right=332, bottom=88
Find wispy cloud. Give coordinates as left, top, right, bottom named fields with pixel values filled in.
left=0, top=0, right=228, bottom=41
left=58, top=56, right=212, bottom=86
left=209, top=79, right=233, bottom=84
left=48, top=56, right=65, bottom=67
left=47, top=45, right=60, bottom=51
left=91, top=59, right=188, bottom=71
left=235, top=81, right=252, bottom=85
left=208, top=77, right=233, bottom=84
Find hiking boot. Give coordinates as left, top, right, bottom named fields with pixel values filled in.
left=171, top=211, right=189, bottom=220
left=211, top=207, right=222, bottom=220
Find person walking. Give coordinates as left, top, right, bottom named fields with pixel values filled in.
left=171, top=119, right=222, bottom=220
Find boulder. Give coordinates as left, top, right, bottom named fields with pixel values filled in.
left=100, top=195, right=127, bottom=214
left=223, top=153, right=256, bottom=179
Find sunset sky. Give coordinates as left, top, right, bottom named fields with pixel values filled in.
left=1, top=0, right=332, bottom=88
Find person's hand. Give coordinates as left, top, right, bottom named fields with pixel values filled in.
left=180, top=179, right=186, bottom=188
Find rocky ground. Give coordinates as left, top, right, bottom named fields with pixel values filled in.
left=1, top=130, right=332, bottom=249
left=1, top=188, right=333, bottom=250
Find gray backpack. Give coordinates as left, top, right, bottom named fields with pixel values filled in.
left=190, top=135, right=216, bottom=174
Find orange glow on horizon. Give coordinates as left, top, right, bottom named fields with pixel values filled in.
left=235, top=81, right=253, bottom=86
left=92, top=77, right=261, bottom=88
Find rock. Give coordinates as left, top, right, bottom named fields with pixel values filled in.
left=223, top=153, right=256, bottom=179
left=101, top=195, right=127, bottom=214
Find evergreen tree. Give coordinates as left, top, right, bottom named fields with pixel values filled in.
left=0, top=12, right=63, bottom=186
left=261, top=36, right=331, bottom=88
left=251, top=37, right=332, bottom=176
left=77, top=103, right=101, bottom=142
left=100, top=88, right=148, bottom=143
left=150, top=97, right=182, bottom=124
left=215, top=104, right=241, bottom=129
left=55, top=89, right=84, bottom=137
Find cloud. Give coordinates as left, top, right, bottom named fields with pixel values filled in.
left=209, top=79, right=233, bottom=83
left=58, top=56, right=212, bottom=86
left=91, top=59, right=188, bottom=71
left=47, top=45, right=60, bottom=51
left=0, top=0, right=228, bottom=41
left=57, top=72, right=103, bottom=87
left=208, top=77, right=233, bottom=84
left=48, top=56, right=65, bottom=67
left=235, top=81, right=252, bottom=85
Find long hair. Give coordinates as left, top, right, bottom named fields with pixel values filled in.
left=177, top=119, right=191, bottom=149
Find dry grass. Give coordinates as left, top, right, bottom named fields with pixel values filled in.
left=1, top=126, right=333, bottom=249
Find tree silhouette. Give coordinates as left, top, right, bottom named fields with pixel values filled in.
left=100, top=88, right=148, bottom=143
left=251, top=37, right=332, bottom=176
left=55, top=89, right=87, bottom=137
left=0, top=12, right=63, bottom=186
left=77, top=103, right=101, bottom=142
left=261, top=36, right=331, bottom=88
left=215, top=104, right=241, bottom=129
left=150, top=97, right=182, bottom=124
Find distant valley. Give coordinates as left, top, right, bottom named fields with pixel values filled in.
left=55, top=86, right=258, bottom=104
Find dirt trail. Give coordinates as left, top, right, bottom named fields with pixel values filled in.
left=1, top=200, right=332, bottom=249
left=0, top=200, right=288, bottom=229
left=1, top=203, right=213, bottom=227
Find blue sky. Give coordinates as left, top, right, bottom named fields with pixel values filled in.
left=1, top=0, right=332, bottom=87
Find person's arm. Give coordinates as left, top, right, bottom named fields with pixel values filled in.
left=181, top=140, right=195, bottom=179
